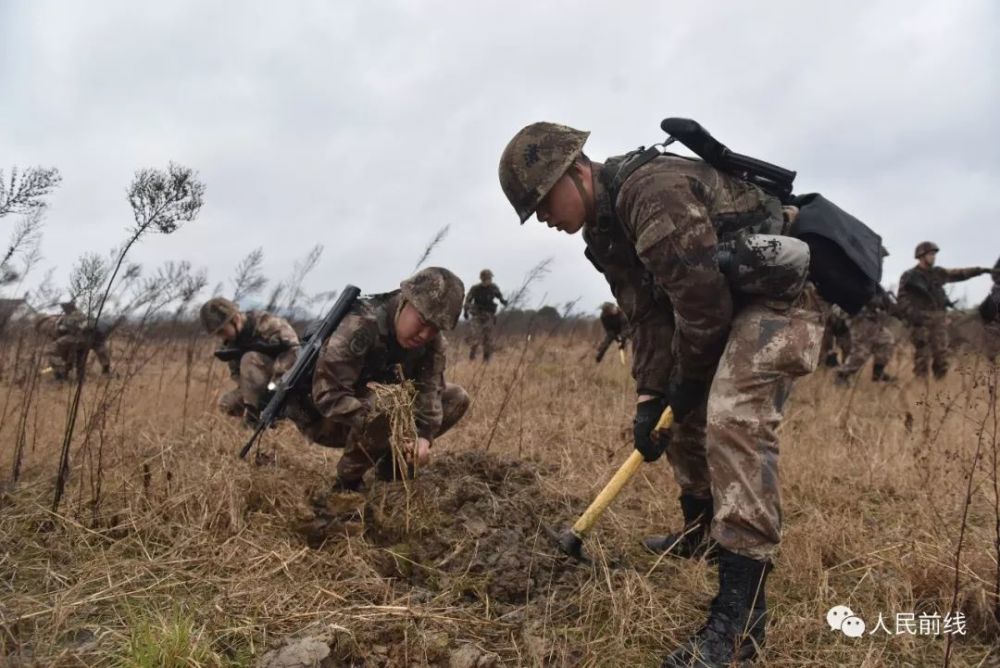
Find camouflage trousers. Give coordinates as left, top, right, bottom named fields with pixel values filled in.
left=47, top=336, right=111, bottom=379
left=837, top=317, right=895, bottom=377
left=293, top=383, right=470, bottom=484
left=467, top=312, right=496, bottom=360
left=663, top=291, right=824, bottom=560
left=819, top=322, right=851, bottom=365
left=218, top=351, right=275, bottom=417
left=595, top=332, right=626, bottom=363
left=910, top=311, right=949, bottom=378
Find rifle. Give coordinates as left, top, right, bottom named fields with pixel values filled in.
left=214, top=340, right=292, bottom=363
left=238, top=285, right=362, bottom=460
left=660, top=118, right=797, bottom=202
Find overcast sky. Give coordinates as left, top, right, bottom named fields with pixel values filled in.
left=2, top=0, right=997, bottom=314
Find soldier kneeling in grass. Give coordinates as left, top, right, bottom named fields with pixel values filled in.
left=286, top=267, right=470, bottom=492
left=200, top=297, right=300, bottom=425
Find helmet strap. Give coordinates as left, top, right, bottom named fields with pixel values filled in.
left=566, top=165, right=594, bottom=223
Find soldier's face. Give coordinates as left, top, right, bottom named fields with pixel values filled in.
left=535, top=170, right=586, bottom=235
left=218, top=320, right=238, bottom=342
left=395, top=302, right=438, bottom=349
left=920, top=251, right=937, bottom=268
left=217, top=313, right=242, bottom=342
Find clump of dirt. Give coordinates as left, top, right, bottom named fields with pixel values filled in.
left=354, top=451, right=587, bottom=606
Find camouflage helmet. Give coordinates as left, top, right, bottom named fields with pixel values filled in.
left=400, top=267, right=465, bottom=331
left=200, top=297, right=239, bottom=334
left=480, top=268, right=493, bottom=281
left=600, top=301, right=617, bottom=314
left=915, top=241, right=940, bottom=259
left=499, top=122, right=590, bottom=223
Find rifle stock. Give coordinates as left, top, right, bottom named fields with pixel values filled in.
left=660, top=117, right=796, bottom=201
left=238, top=284, right=362, bottom=459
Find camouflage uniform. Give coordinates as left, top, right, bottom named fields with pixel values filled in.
left=981, top=282, right=1000, bottom=361
left=464, top=276, right=507, bottom=361
left=836, top=294, right=896, bottom=381
left=216, top=311, right=300, bottom=417
left=584, top=154, right=824, bottom=560
left=499, top=122, right=827, bottom=665
left=819, top=305, right=852, bottom=367
left=595, top=302, right=629, bottom=362
left=45, top=305, right=112, bottom=379
left=899, top=264, right=987, bottom=378
left=289, top=291, right=469, bottom=485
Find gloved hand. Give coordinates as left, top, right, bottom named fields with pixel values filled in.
left=668, top=377, right=708, bottom=423
left=634, top=396, right=670, bottom=462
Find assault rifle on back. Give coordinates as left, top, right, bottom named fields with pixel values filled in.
left=238, top=285, right=362, bottom=460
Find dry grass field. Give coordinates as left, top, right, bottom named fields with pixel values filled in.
left=1, top=324, right=998, bottom=667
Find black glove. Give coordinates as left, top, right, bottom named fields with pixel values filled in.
left=634, top=397, right=670, bottom=462
left=668, top=377, right=708, bottom=423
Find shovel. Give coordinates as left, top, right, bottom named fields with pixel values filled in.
left=545, top=406, right=674, bottom=563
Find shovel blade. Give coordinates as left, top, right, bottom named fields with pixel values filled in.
left=543, top=524, right=589, bottom=563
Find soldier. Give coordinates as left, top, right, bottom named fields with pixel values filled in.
left=200, top=297, right=299, bottom=424
left=45, top=302, right=112, bottom=380
left=463, top=269, right=507, bottom=361
left=595, top=301, right=629, bottom=363
left=980, top=258, right=1000, bottom=361
left=499, top=123, right=824, bottom=666
left=287, top=267, right=470, bottom=491
left=897, top=242, right=993, bottom=378
left=820, top=304, right=852, bottom=368
left=835, top=291, right=896, bottom=383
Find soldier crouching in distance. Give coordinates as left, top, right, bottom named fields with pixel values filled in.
left=200, top=296, right=300, bottom=426
left=285, top=267, right=470, bottom=492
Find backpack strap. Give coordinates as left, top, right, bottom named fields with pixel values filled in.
left=601, top=146, right=662, bottom=211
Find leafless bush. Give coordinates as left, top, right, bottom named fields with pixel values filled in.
left=231, top=247, right=268, bottom=304
left=52, top=163, right=205, bottom=512
left=0, top=166, right=61, bottom=217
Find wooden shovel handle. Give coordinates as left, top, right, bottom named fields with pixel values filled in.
left=571, top=407, right=674, bottom=537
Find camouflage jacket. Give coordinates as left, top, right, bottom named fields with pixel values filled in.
left=898, top=265, right=984, bottom=314
left=980, top=284, right=1000, bottom=324
left=311, top=291, right=446, bottom=440
left=464, top=282, right=506, bottom=315
left=585, top=155, right=784, bottom=389
left=221, top=310, right=299, bottom=379
left=600, top=310, right=628, bottom=337
left=56, top=311, right=86, bottom=336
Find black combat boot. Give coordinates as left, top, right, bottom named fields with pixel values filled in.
left=642, top=495, right=717, bottom=561
left=661, top=548, right=771, bottom=668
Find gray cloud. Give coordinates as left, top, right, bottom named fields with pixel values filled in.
left=2, top=0, right=997, bottom=312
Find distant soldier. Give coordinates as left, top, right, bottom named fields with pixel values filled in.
left=287, top=268, right=470, bottom=491
left=898, top=242, right=993, bottom=378
left=45, top=302, right=112, bottom=380
left=200, top=297, right=300, bottom=424
left=820, top=304, right=852, bottom=368
left=595, top=301, right=629, bottom=363
left=979, top=258, right=1000, bottom=361
left=463, top=268, right=507, bottom=361
left=835, top=291, right=896, bottom=383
